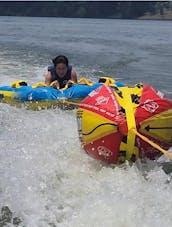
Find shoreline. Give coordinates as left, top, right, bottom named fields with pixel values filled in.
left=138, top=10, right=172, bottom=20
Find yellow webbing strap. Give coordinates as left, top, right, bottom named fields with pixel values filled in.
left=32, top=82, right=47, bottom=88
left=10, top=80, right=27, bottom=88
left=131, top=128, right=172, bottom=159
left=78, top=77, right=93, bottom=86
left=121, top=88, right=139, bottom=160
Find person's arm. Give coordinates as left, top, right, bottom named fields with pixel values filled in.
left=45, top=71, right=59, bottom=89
left=45, top=71, right=52, bottom=86
left=71, top=68, right=77, bottom=83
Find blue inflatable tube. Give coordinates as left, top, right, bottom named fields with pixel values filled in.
left=0, top=78, right=125, bottom=109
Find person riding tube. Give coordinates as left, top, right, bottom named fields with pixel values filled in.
left=45, top=55, right=77, bottom=89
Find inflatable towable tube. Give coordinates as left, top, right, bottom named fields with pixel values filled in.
left=77, top=84, right=172, bottom=164
left=0, top=77, right=124, bottom=110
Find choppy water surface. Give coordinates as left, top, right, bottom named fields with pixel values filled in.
left=0, top=16, right=172, bottom=227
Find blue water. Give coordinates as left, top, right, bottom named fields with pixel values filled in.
left=0, top=17, right=172, bottom=96
left=0, top=16, right=172, bottom=227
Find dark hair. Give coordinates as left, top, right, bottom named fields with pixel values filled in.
left=52, top=55, right=69, bottom=67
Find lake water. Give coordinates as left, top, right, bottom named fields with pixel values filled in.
left=0, top=16, right=172, bottom=227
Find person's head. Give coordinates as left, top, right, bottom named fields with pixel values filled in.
left=52, top=55, right=69, bottom=78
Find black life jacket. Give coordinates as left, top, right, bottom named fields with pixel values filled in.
left=48, top=65, right=72, bottom=89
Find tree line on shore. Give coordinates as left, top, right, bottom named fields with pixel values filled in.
left=0, top=1, right=172, bottom=19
